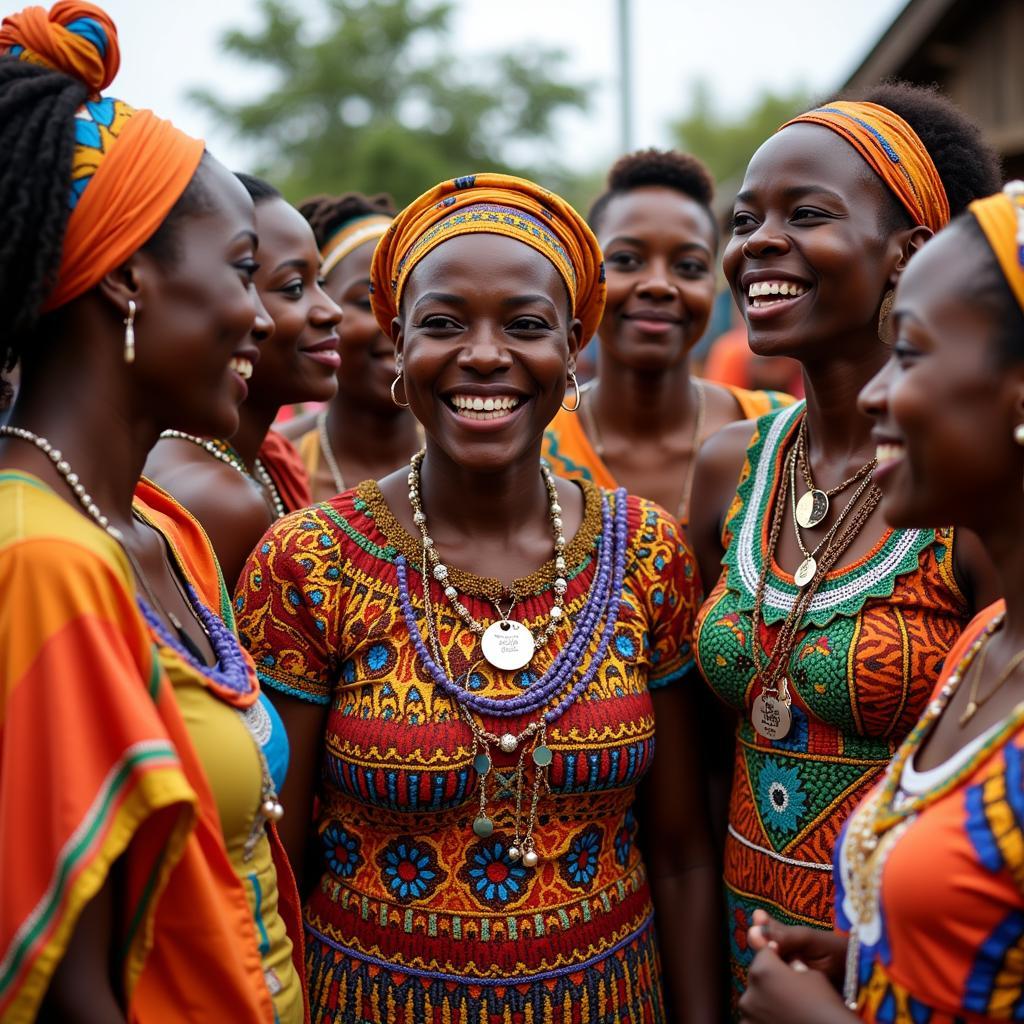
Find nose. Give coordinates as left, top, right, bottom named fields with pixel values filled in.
left=636, top=258, right=678, bottom=302
left=312, top=282, right=343, bottom=329
left=858, top=355, right=896, bottom=421
left=455, top=324, right=514, bottom=374
left=741, top=217, right=792, bottom=260
left=249, top=285, right=274, bottom=343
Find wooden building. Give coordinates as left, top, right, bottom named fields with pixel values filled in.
left=843, top=0, right=1024, bottom=178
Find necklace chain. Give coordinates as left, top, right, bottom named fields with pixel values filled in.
left=159, top=429, right=286, bottom=519
left=316, top=409, right=345, bottom=494
left=796, top=416, right=877, bottom=498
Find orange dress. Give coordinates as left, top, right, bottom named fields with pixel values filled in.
left=836, top=603, right=1024, bottom=1022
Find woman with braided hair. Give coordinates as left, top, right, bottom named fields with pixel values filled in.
left=0, top=4, right=303, bottom=1020
left=279, top=191, right=424, bottom=501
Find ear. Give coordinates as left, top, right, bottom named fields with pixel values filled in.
left=888, top=225, right=933, bottom=287
left=95, top=252, right=154, bottom=321
left=391, top=316, right=405, bottom=368
left=566, top=317, right=583, bottom=375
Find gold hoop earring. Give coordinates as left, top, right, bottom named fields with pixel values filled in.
left=877, top=289, right=895, bottom=344
left=390, top=372, right=410, bottom=408
left=123, top=300, right=136, bottom=364
left=560, top=371, right=581, bottom=413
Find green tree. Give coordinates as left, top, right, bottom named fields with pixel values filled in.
left=670, top=80, right=812, bottom=192
left=191, top=0, right=590, bottom=205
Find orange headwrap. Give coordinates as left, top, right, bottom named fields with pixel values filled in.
left=969, top=182, right=1024, bottom=314
left=0, top=2, right=205, bottom=312
left=779, top=100, right=950, bottom=233
left=370, top=173, right=606, bottom=344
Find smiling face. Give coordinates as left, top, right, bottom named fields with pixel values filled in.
left=323, top=238, right=398, bottom=414
left=132, top=158, right=267, bottom=438
left=858, top=221, right=1024, bottom=530
left=245, top=197, right=343, bottom=410
left=723, top=124, right=904, bottom=361
left=597, top=186, right=716, bottom=371
left=395, top=232, right=582, bottom=472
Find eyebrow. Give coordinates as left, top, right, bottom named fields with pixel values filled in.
left=501, top=294, right=558, bottom=309
left=273, top=258, right=310, bottom=273
left=734, top=185, right=846, bottom=206
left=411, top=292, right=465, bottom=311
left=234, top=229, right=258, bottom=248
left=604, top=235, right=712, bottom=256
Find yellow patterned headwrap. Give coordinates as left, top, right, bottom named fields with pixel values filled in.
left=370, top=173, right=606, bottom=344
left=779, top=100, right=950, bottom=233
left=321, top=214, right=392, bottom=278
left=969, top=182, right=1024, bottom=313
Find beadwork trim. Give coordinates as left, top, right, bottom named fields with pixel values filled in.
left=726, top=824, right=832, bottom=872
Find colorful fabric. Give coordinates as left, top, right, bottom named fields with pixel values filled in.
left=0, top=471, right=281, bottom=1022
left=970, top=186, right=1024, bottom=314
left=0, top=2, right=204, bottom=311
left=321, top=214, right=392, bottom=278
left=541, top=382, right=794, bottom=525
left=370, top=173, right=606, bottom=343
left=692, top=402, right=969, bottom=1010
left=835, top=603, right=1024, bottom=1023
left=259, top=430, right=313, bottom=514
left=234, top=480, right=700, bottom=1023
left=780, top=101, right=950, bottom=232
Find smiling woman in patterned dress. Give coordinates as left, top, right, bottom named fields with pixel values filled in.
left=234, top=172, right=722, bottom=1022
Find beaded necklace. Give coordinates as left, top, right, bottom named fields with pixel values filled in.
left=159, top=429, right=287, bottom=519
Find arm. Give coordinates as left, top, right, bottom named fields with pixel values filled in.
left=952, top=527, right=1002, bottom=616
left=688, top=419, right=755, bottom=597
left=636, top=683, right=724, bottom=1023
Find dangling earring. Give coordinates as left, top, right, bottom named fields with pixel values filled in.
left=1014, top=424, right=1024, bottom=446
left=123, top=300, right=136, bottom=364
left=390, top=372, right=410, bottom=408
left=877, top=289, right=895, bottom=344
left=560, top=370, right=581, bottom=413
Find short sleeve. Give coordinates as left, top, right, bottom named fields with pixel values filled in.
left=0, top=533, right=196, bottom=1019
left=234, top=506, right=345, bottom=705
left=633, top=499, right=703, bottom=689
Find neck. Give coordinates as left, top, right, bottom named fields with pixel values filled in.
left=329, top=395, right=422, bottom=468
left=590, top=353, right=693, bottom=437
left=977, top=509, right=1024, bottom=646
left=417, top=441, right=549, bottom=544
left=230, top=400, right=279, bottom=468
left=801, top=331, right=888, bottom=463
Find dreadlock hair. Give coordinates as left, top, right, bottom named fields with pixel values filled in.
left=299, top=191, right=396, bottom=250
left=842, top=80, right=1002, bottom=228
left=236, top=171, right=281, bottom=205
left=587, top=148, right=718, bottom=247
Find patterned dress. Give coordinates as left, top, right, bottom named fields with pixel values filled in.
left=693, top=403, right=969, bottom=1007
left=836, top=604, right=1024, bottom=1022
left=235, top=479, right=700, bottom=1024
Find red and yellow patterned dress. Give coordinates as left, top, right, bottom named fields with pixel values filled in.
left=234, top=479, right=700, bottom=1024
left=693, top=402, right=970, bottom=1008
left=836, top=603, right=1024, bottom=1022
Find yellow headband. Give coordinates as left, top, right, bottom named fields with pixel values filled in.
left=969, top=182, right=1024, bottom=314
left=780, top=100, right=950, bottom=233
left=321, top=214, right=392, bottom=279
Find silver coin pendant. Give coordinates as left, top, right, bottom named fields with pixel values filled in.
left=796, top=489, right=829, bottom=529
left=794, top=555, right=817, bottom=588
left=481, top=619, right=535, bottom=671
left=752, top=692, right=793, bottom=740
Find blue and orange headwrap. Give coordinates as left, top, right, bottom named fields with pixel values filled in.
left=970, top=182, right=1024, bottom=315
left=0, top=2, right=205, bottom=311
left=779, top=100, right=950, bottom=233
left=370, top=173, right=606, bottom=344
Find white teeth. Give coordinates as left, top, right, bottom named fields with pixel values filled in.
left=747, top=280, right=808, bottom=300
left=875, top=442, right=904, bottom=465
left=229, top=357, right=253, bottom=380
left=450, top=393, right=521, bottom=416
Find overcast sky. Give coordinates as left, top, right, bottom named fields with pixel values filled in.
left=96, top=0, right=909, bottom=175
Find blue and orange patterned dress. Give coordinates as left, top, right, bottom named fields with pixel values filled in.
left=234, top=478, right=700, bottom=1024
left=693, top=402, right=969, bottom=1009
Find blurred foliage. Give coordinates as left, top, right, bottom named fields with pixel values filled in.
left=191, top=0, right=592, bottom=207
left=670, top=80, right=813, bottom=196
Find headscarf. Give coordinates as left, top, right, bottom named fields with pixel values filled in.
left=969, top=182, right=1024, bottom=313
left=370, top=172, right=606, bottom=344
left=0, top=2, right=205, bottom=311
left=779, top=100, right=950, bottom=233
left=321, top=213, right=392, bottom=279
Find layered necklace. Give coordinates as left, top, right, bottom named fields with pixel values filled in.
left=395, top=455, right=629, bottom=866
left=0, top=425, right=284, bottom=857
left=750, top=421, right=881, bottom=740
left=159, top=429, right=286, bottom=519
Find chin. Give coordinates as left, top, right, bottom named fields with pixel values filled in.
left=877, top=490, right=944, bottom=531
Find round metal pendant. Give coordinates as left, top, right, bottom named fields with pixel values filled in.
left=752, top=692, right=793, bottom=740
left=796, top=489, right=829, bottom=529
left=794, top=555, right=817, bottom=588
left=481, top=619, right=536, bottom=671
left=473, top=815, right=494, bottom=838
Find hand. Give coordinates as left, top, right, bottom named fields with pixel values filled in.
left=747, top=909, right=847, bottom=987
left=739, top=947, right=855, bottom=1024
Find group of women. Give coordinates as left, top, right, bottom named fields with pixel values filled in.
left=3, top=2, right=1024, bottom=1023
